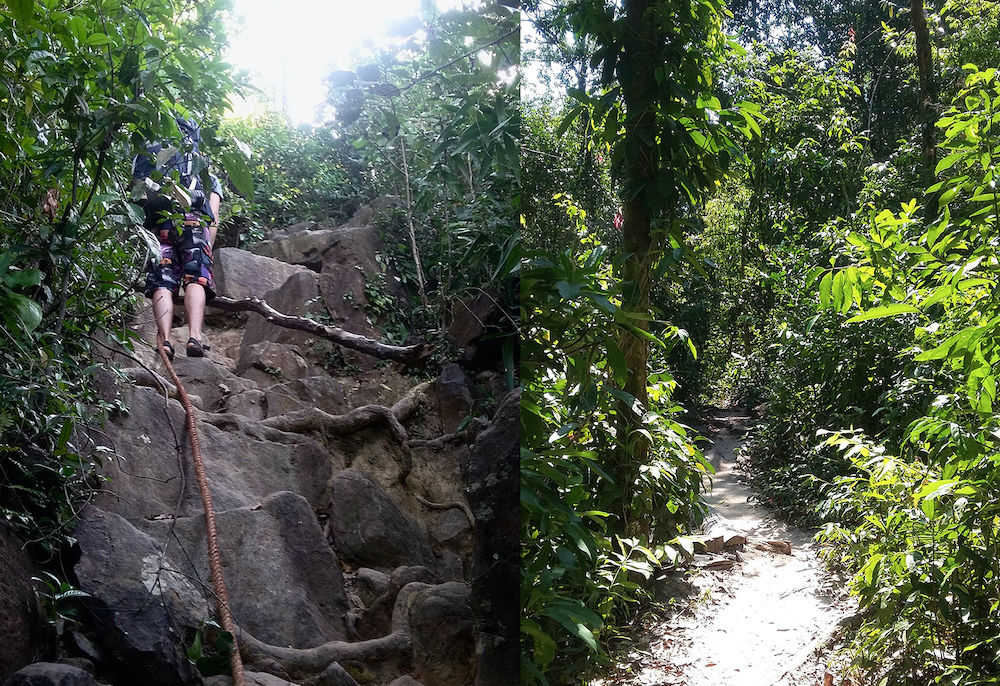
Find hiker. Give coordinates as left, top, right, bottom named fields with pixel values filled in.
left=132, top=117, right=223, bottom=361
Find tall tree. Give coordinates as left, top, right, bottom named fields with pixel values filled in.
left=556, top=0, right=757, bottom=529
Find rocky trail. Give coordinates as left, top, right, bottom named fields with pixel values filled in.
left=1, top=204, right=517, bottom=686
left=595, top=410, right=857, bottom=686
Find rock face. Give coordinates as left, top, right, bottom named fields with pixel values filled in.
left=329, top=469, right=433, bottom=571
left=0, top=524, right=38, bottom=682
left=1, top=663, right=96, bottom=686
left=467, top=389, right=520, bottom=686
left=74, top=508, right=207, bottom=686
left=66, top=200, right=505, bottom=686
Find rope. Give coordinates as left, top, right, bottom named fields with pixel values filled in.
left=157, top=345, right=246, bottom=686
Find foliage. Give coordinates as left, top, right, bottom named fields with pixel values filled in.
left=0, top=0, right=239, bottom=549
left=521, top=201, right=711, bottom=684
left=325, top=4, right=519, bottom=380
left=218, top=110, right=373, bottom=237
left=810, top=66, right=1000, bottom=683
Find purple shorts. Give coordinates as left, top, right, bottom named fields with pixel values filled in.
left=144, top=214, right=216, bottom=299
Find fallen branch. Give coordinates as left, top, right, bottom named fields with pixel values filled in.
left=208, top=295, right=433, bottom=365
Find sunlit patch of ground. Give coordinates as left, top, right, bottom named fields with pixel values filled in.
left=591, top=410, right=858, bottom=686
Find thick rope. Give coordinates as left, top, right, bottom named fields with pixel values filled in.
left=158, top=345, right=246, bottom=686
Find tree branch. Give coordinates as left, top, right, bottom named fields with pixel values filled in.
left=207, top=296, right=433, bottom=366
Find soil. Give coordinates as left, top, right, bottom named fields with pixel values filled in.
left=593, top=409, right=858, bottom=686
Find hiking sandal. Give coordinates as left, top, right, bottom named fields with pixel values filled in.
left=161, top=341, right=175, bottom=361
left=186, top=337, right=205, bottom=358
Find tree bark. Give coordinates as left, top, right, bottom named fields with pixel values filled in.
left=613, top=0, right=659, bottom=533
left=911, top=0, right=937, bottom=210
left=208, top=295, right=432, bottom=365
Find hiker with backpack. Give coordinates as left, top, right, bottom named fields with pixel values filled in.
left=132, top=117, right=223, bottom=361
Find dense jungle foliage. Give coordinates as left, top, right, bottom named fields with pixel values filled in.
left=0, top=0, right=517, bottom=574
left=522, top=0, right=1000, bottom=684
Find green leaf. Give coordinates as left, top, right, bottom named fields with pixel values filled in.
left=606, top=342, right=628, bottom=386
left=556, top=281, right=582, bottom=299
left=219, top=150, right=254, bottom=201
left=7, top=0, right=34, bottom=25
left=3, top=268, right=41, bottom=289
left=6, top=292, right=42, bottom=332
left=845, top=303, right=920, bottom=324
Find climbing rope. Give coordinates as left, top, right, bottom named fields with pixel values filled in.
left=158, top=345, right=246, bottom=686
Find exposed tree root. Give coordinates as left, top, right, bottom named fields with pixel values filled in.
left=415, top=495, right=474, bottom=528
left=208, top=295, right=433, bottom=365
left=237, top=582, right=427, bottom=680
left=251, top=382, right=431, bottom=483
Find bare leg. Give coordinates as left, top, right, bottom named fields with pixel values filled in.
left=184, top=283, right=206, bottom=343
left=151, top=288, right=174, bottom=347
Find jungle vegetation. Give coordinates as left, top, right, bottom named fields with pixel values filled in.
left=521, top=0, right=1000, bottom=684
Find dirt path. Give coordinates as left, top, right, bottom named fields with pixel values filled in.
left=595, top=410, right=856, bottom=686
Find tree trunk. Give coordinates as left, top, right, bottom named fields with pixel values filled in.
left=613, top=0, right=659, bottom=534
left=911, top=0, right=937, bottom=213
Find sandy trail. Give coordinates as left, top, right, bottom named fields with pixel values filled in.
left=595, top=410, right=856, bottom=686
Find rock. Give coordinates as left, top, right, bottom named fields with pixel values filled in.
left=73, top=507, right=208, bottom=686
left=466, top=389, right=519, bottom=686
left=430, top=508, right=473, bottom=555
left=237, top=341, right=314, bottom=387
left=433, top=364, right=474, bottom=435
left=316, top=268, right=382, bottom=370
left=1, top=663, right=95, bottom=686
left=329, top=469, right=433, bottom=571
left=409, top=582, right=475, bottom=686
left=357, top=567, right=440, bottom=642
left=264, top=220, right=318, bottom=241
left=222, top=388, right=267, bottom=420
left=239, top=270, right=323, bottom=365
left=448, top=289, right=502, bottom=369
left=52, top=661, right=92, bottom=677
left=437, top=553, right=465, bottom=582
left=215, top=248, right=312, bottom=300
left=94, top=386, right=335, bottom=520
left=0, top=523, right=39, bottom=682
left=309, top=662, right=360, bottom=686
left=319, top=225, right=383, bottom=277
left=63, top=632, right=106, bottom=668
left=249, top=228, right=341, bottom=271
left=205, top=672, right=302, bottom=686
left=139, top=491, right=350, bottom=648
left=160, top=356, right=259, bottom=412
left=264, top=376, right=349, bottom=418
left=354, top=568, right=390, bottom=607
left=386, top=678, right=425, bottom=686
left=340, top=196, right=402, bottom=229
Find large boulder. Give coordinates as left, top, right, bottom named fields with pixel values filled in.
left=94, top=386, right=336, bottom=520
left=409, top=582, right=475, bottom=686
left=239, top=271, right=323, bottom=369
left=448, top=289, right=502, bottom=369
left=467, top=389, right=519, bottom=686
left=236, top=341, right=314, bottom=388
left=328, top=469, right=432, bottom=571
left=263, top=376, right=349, bottom=418
left=139, top=491, right=350, bottom=648
left=215, top=247, right=312, bottom=300
left=0, top=524, right=39, bottom=682
left=73, top=507, right=208, bottom=686
left=1, top=663, right=95, bottom=686
left=249, top=228, right=342, bottom=271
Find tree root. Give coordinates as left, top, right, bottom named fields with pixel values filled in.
left=209, top=296, right=433, bottom=366
left=415, top=495, right=474, bottom=528
left=237, top=582, right=427, bottom=680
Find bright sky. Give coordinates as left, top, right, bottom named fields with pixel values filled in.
left=226, top=0, right=466, bottom=124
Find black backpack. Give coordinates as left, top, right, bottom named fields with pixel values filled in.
left=132, top=117, right=213, bottom=225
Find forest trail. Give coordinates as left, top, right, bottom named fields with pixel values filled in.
left=596, top=410, right=857, bottom=686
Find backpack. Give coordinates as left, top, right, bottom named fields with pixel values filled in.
left=132, top=117, right=214, bottom=225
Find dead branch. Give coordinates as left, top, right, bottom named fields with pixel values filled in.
left=208, top=296, right=433, bottom=365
